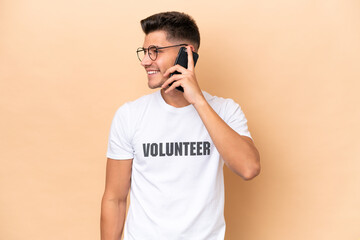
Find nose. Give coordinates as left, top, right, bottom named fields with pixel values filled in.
left=140, top=53, right=152, bottom=67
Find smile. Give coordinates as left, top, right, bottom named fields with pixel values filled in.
left=147, top=70, right=160, bottom=75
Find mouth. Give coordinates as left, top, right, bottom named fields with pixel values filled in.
left=147, top=70, right=160, bottom=75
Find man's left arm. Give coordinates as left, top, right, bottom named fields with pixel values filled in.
left=193, top=99, right=260, bottom=180
left=162, top=45, right=260, bottom=180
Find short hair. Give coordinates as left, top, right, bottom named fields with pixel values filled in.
left=140, top=11, right=200, bottom=51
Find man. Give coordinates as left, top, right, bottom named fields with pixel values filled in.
left=101, top=11, right=260, bottom=240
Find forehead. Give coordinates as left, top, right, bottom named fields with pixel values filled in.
left=143, top=30, right=175, bottom=47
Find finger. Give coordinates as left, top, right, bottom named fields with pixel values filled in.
left=161, top=74, right=184, bottom=89
left=163, top=64, right=186, bottom=77
left=187, top=45, right=194, bottom=71
left=165, top=79, right=183, bottom=93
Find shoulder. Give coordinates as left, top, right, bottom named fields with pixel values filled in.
left=112, top=91, right=159, bottom=122
left=126, top=91, right=158, bottom=108
left=115, top=91, right=158, bottom=112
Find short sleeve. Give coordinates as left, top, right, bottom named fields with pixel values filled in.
left=106, top=103, right=134, bottom=160
left=224, top=99, right=252, bottom=140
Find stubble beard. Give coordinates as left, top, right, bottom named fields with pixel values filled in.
left=148, top=76, right=167, bottom=89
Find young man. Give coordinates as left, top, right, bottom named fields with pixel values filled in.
left=101, top=11, right=260, bottom=240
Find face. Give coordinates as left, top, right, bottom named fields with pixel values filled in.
left=140, top=31, right=183, bottom=89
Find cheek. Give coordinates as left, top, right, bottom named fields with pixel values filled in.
left=156, top=53, right=178, bottom=73
left=158, top=60, right=174, bottom=73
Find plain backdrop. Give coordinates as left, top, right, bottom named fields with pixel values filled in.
left=1, top=0, right=359, bottom=239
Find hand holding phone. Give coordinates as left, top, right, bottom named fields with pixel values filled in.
left=169, top=47, right=199, bottom=92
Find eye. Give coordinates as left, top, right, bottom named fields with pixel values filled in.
left=149, top=46, right=157, bottom=50
left=148, top=46, right=158, bottom=55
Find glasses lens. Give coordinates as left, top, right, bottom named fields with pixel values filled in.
left=136, top=46, right=159, bottom=61
left=137, top=48, right=145, bottom=61
left=148, top=46, right=158, bottom=61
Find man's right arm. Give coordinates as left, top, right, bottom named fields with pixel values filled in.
left=101, top=158, right=133, bottom=240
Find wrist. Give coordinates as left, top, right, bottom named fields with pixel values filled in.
left=192, top=94, right=207, bottom=109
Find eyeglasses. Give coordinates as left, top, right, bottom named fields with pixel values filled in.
left=136, top=44, right=187, bottom=62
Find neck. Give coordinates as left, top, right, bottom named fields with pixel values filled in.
left=160, top=89, right=191, bottom=108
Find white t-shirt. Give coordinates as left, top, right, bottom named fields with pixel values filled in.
left=107, top=90, right=252, bottom=240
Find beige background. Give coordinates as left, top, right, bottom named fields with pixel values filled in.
left=1, top=0, right=359, bottom=239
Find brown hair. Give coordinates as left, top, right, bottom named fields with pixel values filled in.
left=140, top=11, right=200, bottom=51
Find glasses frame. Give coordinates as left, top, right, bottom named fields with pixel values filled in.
left=136, top=44, right=188, bottom=62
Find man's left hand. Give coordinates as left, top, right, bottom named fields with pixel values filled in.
left=162, top=46, right=205, bottom=106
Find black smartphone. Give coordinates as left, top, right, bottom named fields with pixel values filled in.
left=169, top=47, right=199, bottom=92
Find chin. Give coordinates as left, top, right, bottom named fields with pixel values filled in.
left=148, top=79, right=165, bottom=89
left=148, top=82, right=161, bottom=89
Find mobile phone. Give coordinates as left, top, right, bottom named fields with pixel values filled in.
left=169, top=47, right=199, bottom=92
